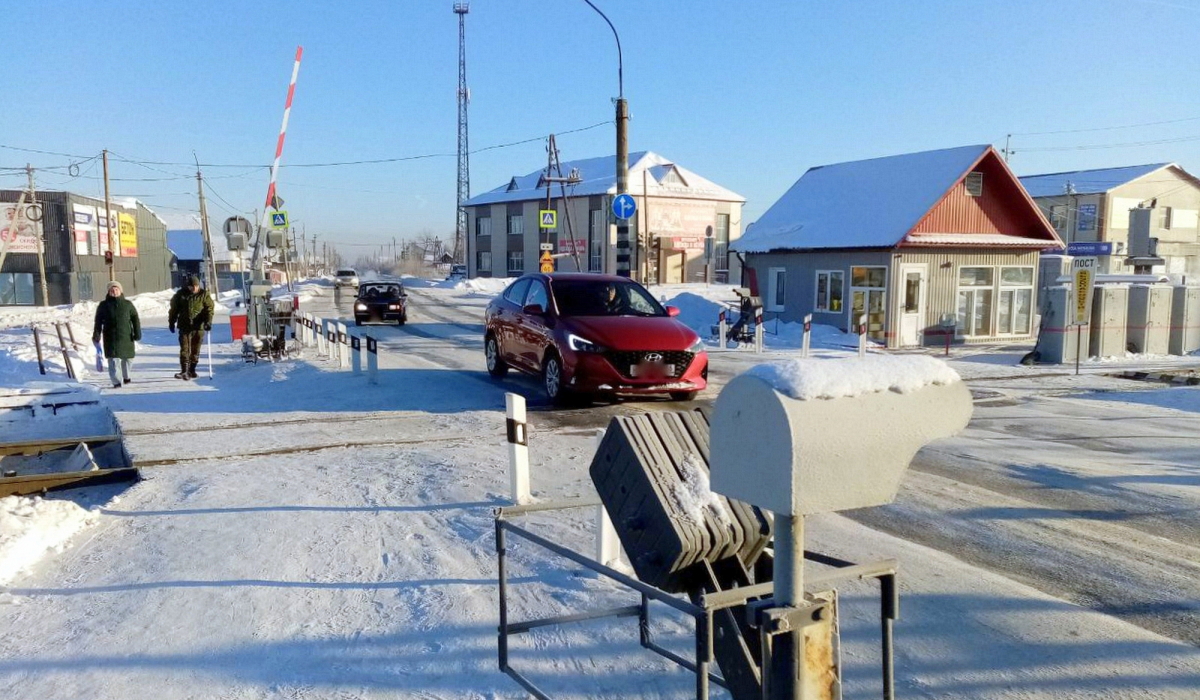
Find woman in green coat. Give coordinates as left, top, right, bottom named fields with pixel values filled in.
left=92, top=280, right=141, bottom=387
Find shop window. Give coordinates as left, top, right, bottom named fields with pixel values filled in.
left=850, top=266, right=886, bottom=341
left=815, top=270, right=843, bottom=312
left=0, top=272, right=35, bottom=305
left=851, top=266, right=886, bottom=288
left=957, top=266, right=995, bottom=337
left=997, top=266, right=1034, bottom=335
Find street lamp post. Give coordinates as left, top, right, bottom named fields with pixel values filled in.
left=582, top=0, right=631, bottom=278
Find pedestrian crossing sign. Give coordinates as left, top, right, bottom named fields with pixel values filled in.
left=539, top=210, right=556, bottom=229
left=271, top=211, right=288, bottom=229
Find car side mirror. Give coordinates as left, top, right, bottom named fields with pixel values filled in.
left=666, top=305, right=681, bottom=317
left=523, top=304, right=545, bottom=316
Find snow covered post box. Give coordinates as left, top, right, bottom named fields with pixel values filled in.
left=711, top=355, right=972, bottom=700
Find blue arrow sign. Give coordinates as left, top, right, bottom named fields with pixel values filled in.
left=612, top=193, right=637, bottom=220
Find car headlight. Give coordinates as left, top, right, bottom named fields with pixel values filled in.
left=567, top=333, right=606, bottom=353
left=355, top=303, right=367, bottom=311
left=687, top=338, right=705, bottom=353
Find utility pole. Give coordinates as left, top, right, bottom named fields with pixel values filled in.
left=1002, top=134, right=1013, bottom=163
left=453, top=2, right=471, bottom=265
left=26, top=165, right=50, bottom=306
left=542, top=135, right=584, bottom=272
left=195, top=158, right=220, bottom=296
left=102, top=149, right=115, bottom=282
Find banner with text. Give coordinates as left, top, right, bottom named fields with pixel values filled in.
left=0, top=203, right=42, bottom=254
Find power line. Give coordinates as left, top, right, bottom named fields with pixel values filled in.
left=1012, top=115, right=1200, bottom=137
left=1018, top=134, right=1200, bottom=153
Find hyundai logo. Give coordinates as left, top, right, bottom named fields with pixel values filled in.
left=644, top=352, right=663, bottom=363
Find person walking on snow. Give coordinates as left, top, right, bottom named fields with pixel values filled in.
left=92, top=280, right=141, bottom=388
left=168, top=275, right=214, bottom=380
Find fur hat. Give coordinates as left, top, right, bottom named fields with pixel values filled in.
left=107, top=280, right=123, bottom=295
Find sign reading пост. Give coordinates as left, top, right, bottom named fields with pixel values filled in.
left=1070, top=256, right=1097, bottom=326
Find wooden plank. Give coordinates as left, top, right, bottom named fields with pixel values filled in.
left=0, top=435, right=122, bottom=456
left=0, top=467, right=140, bottom=498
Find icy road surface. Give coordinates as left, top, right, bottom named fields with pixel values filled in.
left=0, top=279, right=1197, bottom=699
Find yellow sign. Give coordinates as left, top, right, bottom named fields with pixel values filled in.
left=1070, top=256, right=1097, bottom=325
left=539, top=250, right=554, bottom=273
left=118, top=212, right=138, bottom=257
left=539, top=209, right=556, bottom=229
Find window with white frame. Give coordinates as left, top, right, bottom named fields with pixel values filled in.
left=0, top=272, right=35, bottom=305
left=957, top=266, right=995, bottom=337
left=814, top=270, right=844, bottom=312
left=476, top=216, right=492, bottom=238
left=476, top=251, right=491, bottom=272
left=766, top=267, right=786, bottom=312
left=507, top=251, right=524, bottom=275
left=997, top=267, right=1034, bottom=335
left=507, top=214, right=524, bottom=236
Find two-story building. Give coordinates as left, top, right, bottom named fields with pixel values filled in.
left=462, top=151, right=745, bottom=284
left=1019, top=163, right=1200, bottom=279
left=733, top=145, right=1061, bottom=349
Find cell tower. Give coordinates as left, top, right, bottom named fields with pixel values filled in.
left=453, top=2, right=470, bottom=264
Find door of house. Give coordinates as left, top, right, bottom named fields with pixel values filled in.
left=898, top=265, right=927, bottom=347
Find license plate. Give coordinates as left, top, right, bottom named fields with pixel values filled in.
left=629, top=362, right=674, bottom=378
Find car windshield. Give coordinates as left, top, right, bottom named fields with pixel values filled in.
left=336, top=270, right=356, bottom=277
left=359, top=284, right=402, bottom=300
left=550, top=279, right=666, bottom=318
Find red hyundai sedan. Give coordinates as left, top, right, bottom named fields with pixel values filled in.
left=484, top=273, right=708, bottom=403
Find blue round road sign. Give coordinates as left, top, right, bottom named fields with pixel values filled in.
left=612, top=193, right=637, bottom=220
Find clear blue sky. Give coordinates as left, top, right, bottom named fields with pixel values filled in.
left=4, top=0, right=1200, bottom=252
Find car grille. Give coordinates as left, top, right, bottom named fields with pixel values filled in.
left=604, top=350, right=694, bottom=379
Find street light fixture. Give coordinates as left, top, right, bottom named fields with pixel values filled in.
left=581, top=0, right=631, bottom=278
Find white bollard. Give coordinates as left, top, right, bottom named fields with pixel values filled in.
left=754, top=307, right=764, bottom=354
left=593, top=428, right=621, bottom=567
left=337, top=322, right=350, bottom=369
left=366, top=335, right=379, bottom=385
left=802, top=314, right=812, bottom=358
left=718, top=309, right=727, bottom=350
left=858, top=313, right=868, bottom=358
left=351, top=334, right=362, bottom=375
left=314, top=317, right=324, bottom=355
left=505, top=392, right=531, bottom=505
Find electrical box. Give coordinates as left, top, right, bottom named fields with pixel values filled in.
left=225, top=232, right=247, bottom=251
left=1038, top=285, right=1089, bottom=364
left=1127, top=284, right=1172, bottom=355
left=1089, top=285, right=1128, bottom=358
left=1169, top=286, right=1200, bottom=355
left=266, top=230, right=285, bottom=248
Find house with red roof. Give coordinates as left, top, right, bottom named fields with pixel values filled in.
left=733, top=145, right=1062, bottom=348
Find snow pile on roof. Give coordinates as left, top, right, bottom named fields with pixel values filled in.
left=0, top=494, right=100, bottom=585
left=747, top=355, right=961, bottom=400
left=463, top=151, right=744, bottom=206
left=1019, top=164, right=1168, bottom=198
left=734, top=145, right=990, bottom=253
left=671, top=452, right=731, bottom=527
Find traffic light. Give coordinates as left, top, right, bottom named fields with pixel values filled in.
left=104, top=251, right=113, bottom=265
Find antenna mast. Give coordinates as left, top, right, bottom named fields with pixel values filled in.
left=453, top=2, right=471, bottom=264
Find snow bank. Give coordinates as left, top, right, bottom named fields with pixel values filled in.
left=747, top=355, right=961, bottom=400
left=457, top=277, right=512, bottom=295
left=0, top=494, right=100, bottom=585
left=661, top=292, right=724, bottom=340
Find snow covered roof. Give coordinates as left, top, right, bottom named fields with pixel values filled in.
left=1018, top=164, right=1169, bottom=197
left=903, top=233, right=1053, bottom=247
left=733, top=145, right=993, bottom=253
left=462, top=151, right=744, bottom=206
left=166, top=230, right=204, bottom=261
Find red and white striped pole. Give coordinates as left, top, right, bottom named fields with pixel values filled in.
left=260, top=45, right=303, bottom=231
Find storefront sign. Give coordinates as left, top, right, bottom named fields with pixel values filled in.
left=118, top=212, right=138, bottom=257
left=647, top=199, right=717, bottom=248
left=0, top=203, right=42, bottom=254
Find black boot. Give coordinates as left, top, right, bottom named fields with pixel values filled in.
left=187, top=365, right=198, bottom=379
left=175, top=365, right=191, bottom=380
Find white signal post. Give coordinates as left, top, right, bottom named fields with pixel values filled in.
left=858, top=314, right=868, bottom=358
left=802, top=313, right=812, bottom=358
left=506, top=393, right=531, bottom=505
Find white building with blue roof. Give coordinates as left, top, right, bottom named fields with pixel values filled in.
left=1018, top=163, right=1200, bottom=278
left=462, top=151, right=744, bottom=283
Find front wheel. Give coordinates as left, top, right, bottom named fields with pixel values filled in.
left=397, top=314, right=406, bottom=326
left=485, top=335, right=508, bottom=377
left=669, top=391, right=698, bottom=402
left=543, top=354, right=568, bottom=404
left=354, top=318, right=362, bottom=327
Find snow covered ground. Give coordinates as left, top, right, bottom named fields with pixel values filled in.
left=0, top=281, right=1197, bottom=699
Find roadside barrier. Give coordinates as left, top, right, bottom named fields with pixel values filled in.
left=366, top=335, right=378, bottom=384
left=505, top=392, right=531, bottom=505
left=350, top=335, right=362, bottom=375
left=29, top=321, right=87, bottom=380
left=337, top=323, right=350, bottom=369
